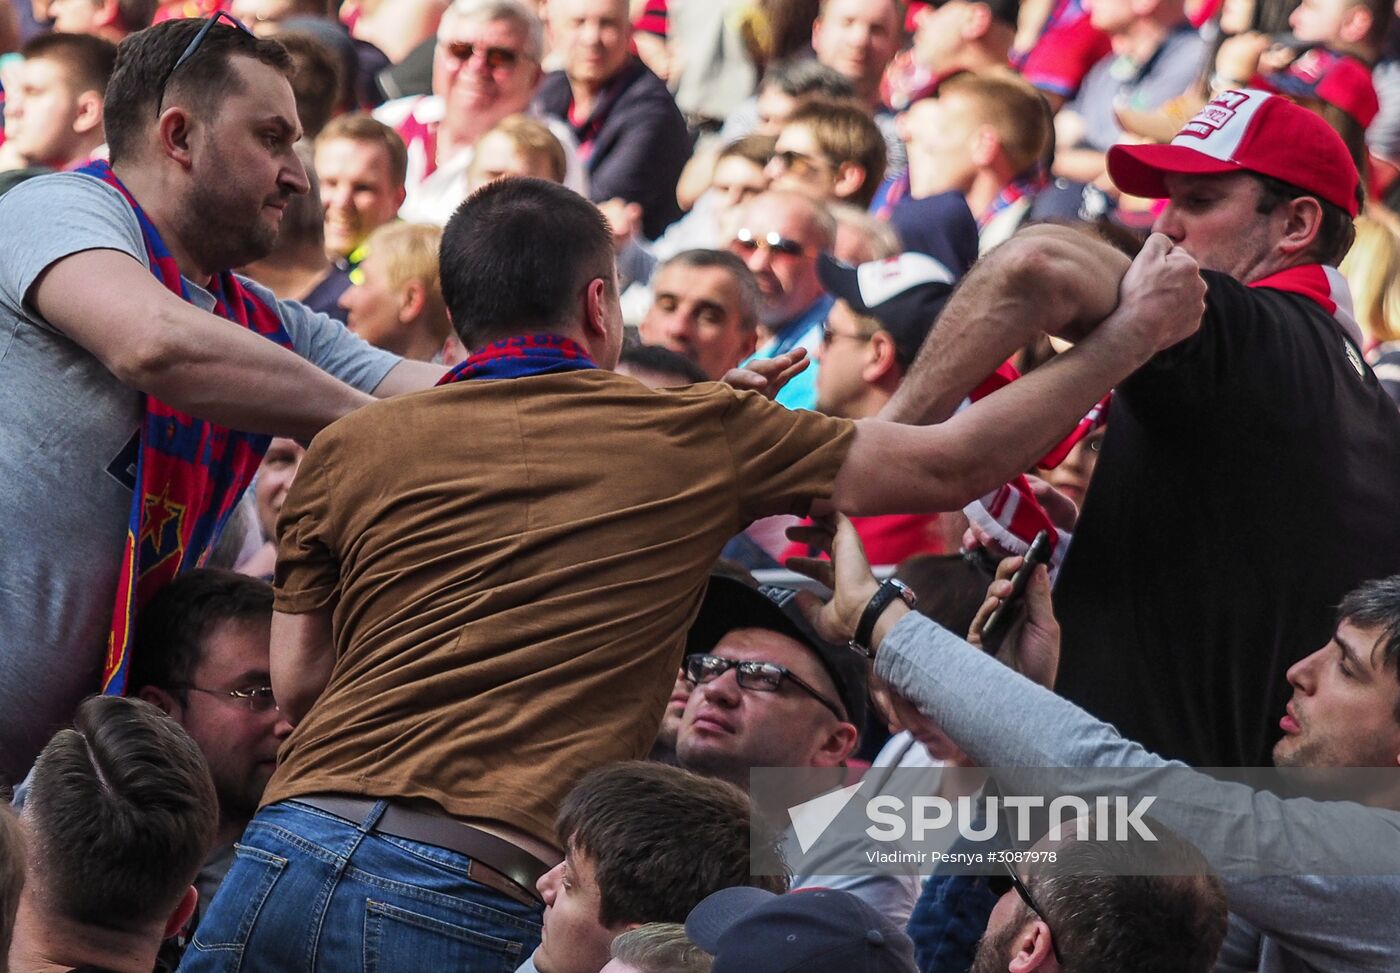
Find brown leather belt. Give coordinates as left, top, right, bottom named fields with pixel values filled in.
left=293, top=793, right=550, bottom=907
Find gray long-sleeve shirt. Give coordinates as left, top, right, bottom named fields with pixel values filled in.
left=874, top=612, right=1400, bottom=973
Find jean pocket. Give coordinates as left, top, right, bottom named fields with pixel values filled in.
left=363, top=900, right=527, bottom=973
left=187, top=843, right=289, bottom=957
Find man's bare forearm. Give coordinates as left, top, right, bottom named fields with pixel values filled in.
left=372, top=358, right=449, bottom=396
left=836, top=235, right=1204, bottom=515
left=138, top=306, right=374, bottom=439
left=36, top=249, right=374, bottom=439
left=880, top=226, right=1130, bottom=426
left=834, top=323, right=1156, bottom=515
left=271, top=609, right=336, bottom=726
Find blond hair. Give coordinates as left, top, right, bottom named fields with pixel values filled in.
left=1339, top=208, right=1400, bottom=345
left=939, top=70, right=1051, bottom=177
left=471, top=114, right=569, bottom=184
left=610, top=923, right=712, bottom=973
left=366, top=222, right=451, bottom=341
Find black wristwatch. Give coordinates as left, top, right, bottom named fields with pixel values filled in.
left=850, top=578, right=917, bottom=657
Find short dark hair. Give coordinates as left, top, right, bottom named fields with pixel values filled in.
left=25, top=696, right=217, bottom=930
left=20, top=32, right=119, bottom=96
left=981, top=0, right=1022, bottom=29
left=556, top=762, right=788, bottom=929
left=620, top=343, right=711, bottom=384
left=277, top=30, right=343, bottom=141
left=116, top=0, right=159, bottom=32
left=894, top=552, right=994, bottom=638
left=1253, top=173, right=1358, bottom=266
left=763, top=57, right=857, bottom=100
left=104, top=19, right=294, bottom=164
left=660, top=249, right=762, bottom=330
left=440, top=177, right=614, bottom=348
left=1338, top=575, right=1400, bottom=718
left=129, top=568, right=274, bottom=693
left=1030, top=820, right=1227, bottom=972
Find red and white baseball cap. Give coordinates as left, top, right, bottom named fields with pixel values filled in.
left=1263, top=48, right=1379, bottom=129
left=1107, top=88, right=1360, bottom=216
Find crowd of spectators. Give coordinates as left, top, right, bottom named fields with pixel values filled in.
left=1, top=0, right=1399, bottom=969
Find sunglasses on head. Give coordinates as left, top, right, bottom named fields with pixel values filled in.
left=442, top=40, right=521, bottom=70
left=732, top=227, right=808, bottom=259
left=155, top=11, right=255, bottom=121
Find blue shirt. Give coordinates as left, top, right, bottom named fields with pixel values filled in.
left=744, top=295, right=834, bottom=411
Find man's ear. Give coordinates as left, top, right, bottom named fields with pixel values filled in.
left=1339, top=4, right=1374, bottom=45
left=73, top=89, right=105, bottom=137
left=583, top=276, right=610, bottom=339
left=864, top=330, right=901, bottom=385
left=137, top=685, right=180, bottom=718
left=964, top=1, right=993, bottom=39
left=1276, top=196, right=1325, bottom=260
left=813, top=720, right=860, bottom=767
left=398, top=278, right=428, bottom=323
left=833, top=162, right=867, bottom=201
left=1007, top=918, right=1059, bottom=971
left=969, top=125, right=1001, bottom=168
left=158, top=107, right=197, bottom=169
left=97, top=0, right=121, bottom=28
left=738, top=326, right=758, bottom=361
left=163, top=886, right=199, bottom=939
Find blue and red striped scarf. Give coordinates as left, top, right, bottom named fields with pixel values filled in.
left=437, top=333, right=598, bottom=384
left=977, top=168, right=1051, bottom=232
left=81, top=161, right=293, bottom=695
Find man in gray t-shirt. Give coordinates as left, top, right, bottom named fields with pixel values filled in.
left=0, top=20, right=444, bottom=785
left=1054, top=0, right=1206, bottom=183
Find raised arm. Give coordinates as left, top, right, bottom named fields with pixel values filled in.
left=880, top=224, right=1132, bottom=427
left=827, top=234, right=1202, bottom=515
left=33, top=249, right=375, bottom=440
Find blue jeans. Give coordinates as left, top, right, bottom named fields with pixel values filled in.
left=177, top=799, right=543, bottom=973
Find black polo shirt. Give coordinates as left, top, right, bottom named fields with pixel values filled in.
left=1052, top=269, right=1400, bottom=767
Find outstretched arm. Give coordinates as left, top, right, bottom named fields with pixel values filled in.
left=34, top=249, right=375, bottom=439
left=825, top=234, right=1202, bottom=516
left=880, top=225, right=1132, bottom=427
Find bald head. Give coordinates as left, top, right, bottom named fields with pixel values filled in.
left=552, top=0, right=633, bottom=91
left=726, top=191, right=834, bottom=325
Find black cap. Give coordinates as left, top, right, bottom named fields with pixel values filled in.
left=687, top=575, right=867, bottom=731
left=817, top=252, right=957, bottom=366
left=686, top=887, right=918, bottom=973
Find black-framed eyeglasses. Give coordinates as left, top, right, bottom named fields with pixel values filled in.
left=683, top=654, right=847, bottom=722
left=987, top=861, right=1065, bottom=964
left=821, top=324, right=872, bottom=346
left=440, top=40, right=522, bottom=70
left=174, top=684, right=279, bottom=714
left=732, top=228, right=808, bottom=259
left=154, top=11, right=255, bottom=121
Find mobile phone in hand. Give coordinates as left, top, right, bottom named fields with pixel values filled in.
left=979, top=530, right=1052, bottom=652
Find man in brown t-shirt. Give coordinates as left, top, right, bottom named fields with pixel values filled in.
left=182, top=178, right=1205, bottom=971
